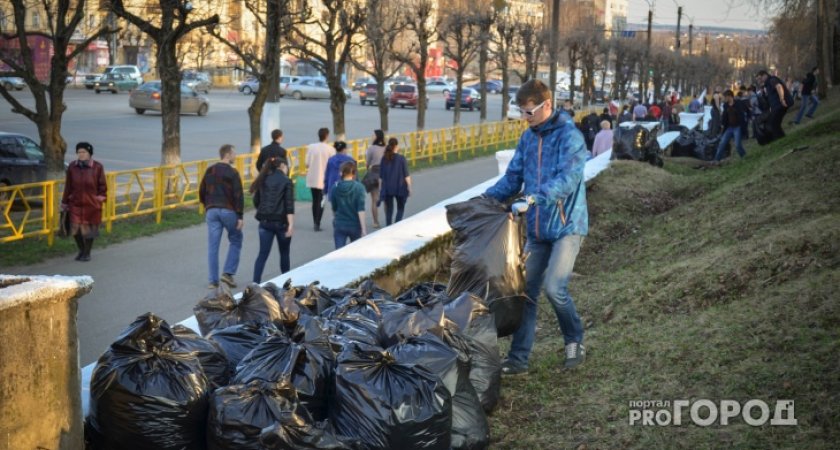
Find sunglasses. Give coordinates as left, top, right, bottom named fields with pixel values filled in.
left=519, top=100, right=547, bottom=117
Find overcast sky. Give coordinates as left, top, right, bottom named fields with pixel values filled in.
left=626, top=0, right=773, bottom=31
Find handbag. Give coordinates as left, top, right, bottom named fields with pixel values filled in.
left=58, top=210, right=71, bottom=238
left=362, top=165, right=380, bottom=193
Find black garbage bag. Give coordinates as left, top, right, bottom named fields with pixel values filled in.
left=389, top=334, right=460, bottom=396
left=324, top=314, right=383, bottom=354
left=261, top=280, right=302, bottom=327
left=753, top=111, right=773, bottom=146
left=260, top=419, right=358, bottom=450
left=194, top=283, right=283, bottom=336
left=670, top=128, right=698, bottom=158
left=440, top=330, right=490, bottom=450
left=694, top=132, right=728, bottom=161
left=172, top=324, right=231, bottom=389
left=322, top=295, right=406, bottom=324
left=378, top=302, right=446, bottom=347
left=207, top=322, right=284, bottom=371
left=291, top=281, right=335, bottom=316
left=612, top=124, right=664, bottom=166
left=207, top=380, right=340, bottom=450
left=331, top=342, right=452, bottom=450
left=442, top=292, right=502, bottom=413
left=233, top=334, right=335, bottom=421
left=87, top=313, right=209, bottom=450
left=396, top=282, right=449, bottom=308
left=446, top=197, right=526, bottom=338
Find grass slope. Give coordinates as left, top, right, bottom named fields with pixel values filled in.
left=490, top=97, right=840, bottom=449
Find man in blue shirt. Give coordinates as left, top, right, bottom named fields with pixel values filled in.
left=484, top=79, right=589, bottom=375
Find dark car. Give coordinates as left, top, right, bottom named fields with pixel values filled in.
left=389, top=84, right=422, bottom=108
left=467, top=80, right=503, bottom=94
left=0, top=77, right=26, bottom=91
left=0, top=132, right=47, bottom=197
left=359, top=83, right=391, bottom=105
left=94, top=73, right=140, bottom=94
left=445, top=88, right=481, bottom=111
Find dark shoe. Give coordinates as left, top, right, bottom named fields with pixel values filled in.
left=564, top=343, right=586, bottom=369
left=74, top=235, right=84, bottom=260
left=208, top=282, right=219, bottom=289
left=221, top=273, right=237, bottom=288
left=501, top=359, right=528, bottom=376
left=805, top=115, right=814, bottom=119
left=83, top=238, right=94, bottom=260
left=78, top=254, right=91, bottom=262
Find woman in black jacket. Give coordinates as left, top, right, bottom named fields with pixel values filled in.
left=250, top=157, right=295, bottom=283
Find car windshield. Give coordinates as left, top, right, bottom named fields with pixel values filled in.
left=20, top=137, right=44, bottom=160
left=394, top=85, right=415, bottom=93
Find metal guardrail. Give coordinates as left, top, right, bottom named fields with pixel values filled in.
left=1, top=120, right=527, bottom=245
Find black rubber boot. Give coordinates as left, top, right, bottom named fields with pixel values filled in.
left=79, top=238, right=94, bottom=261
left=74, top=234, right=85, bottom=260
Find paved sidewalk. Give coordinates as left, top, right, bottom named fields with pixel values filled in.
left=6, top=156, right=500, bottom=364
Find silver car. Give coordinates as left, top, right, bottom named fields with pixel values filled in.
left=0, top=77, right=26, bottom=91
left=284, top=79, right=352, bottom=101
left=425, top=80, right=455, bottom=95
left=128, top=81, right=210, bottom=116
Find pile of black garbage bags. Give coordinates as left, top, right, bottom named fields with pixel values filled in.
left=611, top=124, right=665, bottom=167
left=85, top=197, right=526, bottom=450
left=670, top=127, right=731, bottom=161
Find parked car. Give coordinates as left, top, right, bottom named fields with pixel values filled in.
left=445, top=88, right=481, bottom=111
left=94, top=73, right=140, bottom=94
left=389, top=84, right=425, bottom=108
left=285, top=78, right=351, bottom=101
left=182, top=71, right=212, bottom=93
left=353, top=77, right=375, bottom=90
left=506, top=97, right=521, bottom=120
left=238, top=77, right=259, bottom=95
left=0, top=77, right=25, bottom=91
left=129, top=81, right=210, bottom=116
left=359, top=83, right=391, bottom=105
left=85, top=65, right=143, bottom=90
left=0, top=132, right=47, bottom=197
left=425, top=80, right=455, bottom=95
left=387, top=76, right=415, bottom=87
left=467, top=80, right=503, bottom=94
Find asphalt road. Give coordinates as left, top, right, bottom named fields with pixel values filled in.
left=5, top=155, right=502, bottom=364
left=0, top=87, right=508, bottom=171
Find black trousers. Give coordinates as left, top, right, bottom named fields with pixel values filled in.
left=768, top=106, right=788, bottom=140
left=310, top=188, right=324, bottom=227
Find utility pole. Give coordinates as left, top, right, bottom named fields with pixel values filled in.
left=549, top=0, right=561, bottom=107
left=642, top=6, right=652, bottom=100
left=688, top=23, right=693, bottom=56
left=675, top=6, right=682, bottom=53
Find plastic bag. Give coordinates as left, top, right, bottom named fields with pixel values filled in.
left=290, top=281, right=335, bottom=316
left=87, top=313, right=209, bottom=450
left=194, top=283, right=283, bottom=336
left=388, top=334, right=460, bottom=396
left=207, top=322, right=284, bottom=371
left=234, top=334, right=335, bottom=421
left=378, top=302, right=446, bottom=347
left=331, top=342, right=452, bottom=450
left=395, top=282, right=449, bottom=308
left=172, top=324, right=231, bottom=389
left=440, top=330, right=490, bottom=450
left=446, top=197, right=526, bottom=337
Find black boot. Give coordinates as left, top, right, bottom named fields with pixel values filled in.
left=79, top=238, right=93, bottom=261
left=74, top=234, right=85, bottom=261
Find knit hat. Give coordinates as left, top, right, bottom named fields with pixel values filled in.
left=76, top=141, right=94, bottom=155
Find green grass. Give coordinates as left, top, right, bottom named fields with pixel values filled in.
left=488, top=94, right=840, bottom=448
left=1, top=138, right=516, bottom=268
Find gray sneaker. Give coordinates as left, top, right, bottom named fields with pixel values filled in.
left=221, top=273, right=237, bottom=288
left=501, top=359, right=528, bottom=376
left=564, top=343, right=586, bottom=369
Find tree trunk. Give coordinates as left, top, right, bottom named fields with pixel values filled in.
left=377, top=84, right=389, bottom=132
left=247, top=88, right=269, bottom=154
left=39, top=119, right=68, bottom=180
left=479, top=40, right=488, bottom=122
left=330, top=86, right=347, bottom=140
left=834, top=0, right=840, bottom=85
left=416, top=52, right=428, bottom=131
left=453, top=72, right=464, bottom=125
left=501, top=61, right=510, bottom=120
left=158, top=40, right=183, bottom=166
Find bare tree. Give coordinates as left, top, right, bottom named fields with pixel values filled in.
left=493, top=10, right=517, bottom=120
left=110, top=0, right=219, bottom=166
left=578, top=31, right=602, bottom=105
left=394, top=0, right=436, bottom=130
left=511, top=16, right=545, bottom=84
left=353, top=0, right=405, bottom=133
left=474, top=6, right=495, bottom=122
left=209, top=0, right=303, bottom=154
left=0, top=0, right=115, bottom=179
left=286, top=0, right=366, bottom=140
left=563, top=32, right=583, bottom=103
left=439, top=9, right=480, bottom=125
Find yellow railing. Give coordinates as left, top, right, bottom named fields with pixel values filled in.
left=0, top=119, right=527, bottom=245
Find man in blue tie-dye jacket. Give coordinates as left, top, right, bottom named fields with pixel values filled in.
left=484, top=79, right=589, bottom=375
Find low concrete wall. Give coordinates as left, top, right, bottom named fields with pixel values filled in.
left=0, top=275, right=93, bottom=450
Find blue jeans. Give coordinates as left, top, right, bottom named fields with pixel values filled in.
left=383, top=195, right=407, bottom=225
left=507, top=234, right=584, bottom=367
left=714, top=126, right=746, bottom=161
left=253, top=221, right=292, bottom=283
left=333, top=224, right=362, bottom=249
left=793, top=94, right=819, bottom=123
left=206, top=208, right=243, bottom=284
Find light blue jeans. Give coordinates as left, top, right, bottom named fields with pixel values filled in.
left=507, top=234, right=585, bottom=367
left=793, top=94, right=819, bottom=123
left=206, top=208, right=242, bottom=284
left=714, top=126, right=746, bottom=161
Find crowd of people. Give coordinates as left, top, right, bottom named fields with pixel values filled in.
left=195, top=127, right=411, bottom=290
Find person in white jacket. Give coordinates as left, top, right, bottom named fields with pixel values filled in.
left=305, top=127, right=335, bottom=231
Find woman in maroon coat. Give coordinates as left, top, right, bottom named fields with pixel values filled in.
left=61, top=142, right=106, bottom=261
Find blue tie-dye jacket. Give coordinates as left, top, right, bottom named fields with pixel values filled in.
left=485, top=110, right=589, bottom=242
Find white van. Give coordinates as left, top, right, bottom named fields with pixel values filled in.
left=105, top=65, right=143, bottom=82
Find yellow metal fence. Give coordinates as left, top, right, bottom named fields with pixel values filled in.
left=1, top=120, right=527, bottom=245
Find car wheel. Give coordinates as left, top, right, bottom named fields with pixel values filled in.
left=293, top=91, right=302, bottom=100
left=135, top=108, right=146, bottom=115
left=2, top=82, right=11, bottom=90
left=95, top=89, right=100, bottom=94
left=242, top=86, right=252, bottom=95
left=85, top=85, right=94, bottom=90
left=111, top=89, right=118, bottom=94
left=197, top=104, right=208, bottom=116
